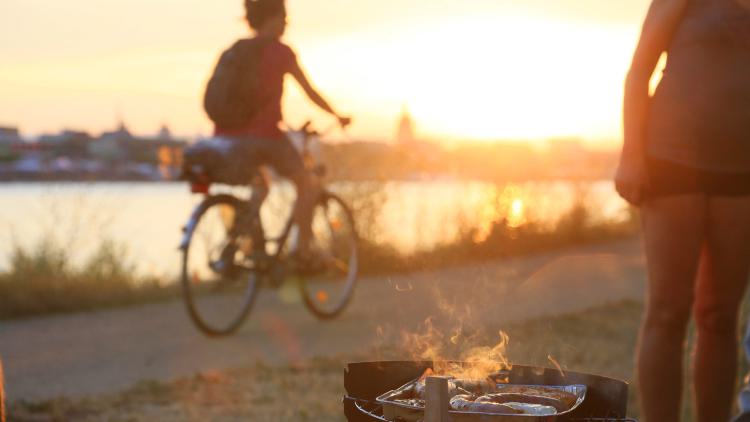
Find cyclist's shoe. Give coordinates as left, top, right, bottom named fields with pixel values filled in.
left=210, top=244, right=241, bottom=278
left=291, top=248, right=330, bottom=276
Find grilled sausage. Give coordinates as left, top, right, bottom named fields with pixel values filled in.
left=494, top=386, right=578, bottom=408
left=450, top=394, right=523, bottom=414
left=503, top=402, right=558, bottom=416
left=477, top=393, right=567, bottom=412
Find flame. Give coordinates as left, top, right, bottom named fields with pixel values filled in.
left=398, top=279, right=516, bottom=383
left=403, top=315, right=512, bottom=381
left=418, top=368, right=435, bottom=383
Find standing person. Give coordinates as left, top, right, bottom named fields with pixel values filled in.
left=1, top=359, right=5, bottom=422
left=204, top=0, right=350, bottom=268
left=615, top=0, right=750, bottom=421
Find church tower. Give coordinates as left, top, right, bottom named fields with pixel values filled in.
left=396, top=106, right=415, bottom=147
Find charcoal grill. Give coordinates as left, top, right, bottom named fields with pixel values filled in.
left=343, top=361, right=637, bottom=422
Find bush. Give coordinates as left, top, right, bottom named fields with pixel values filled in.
left=0, top=238, right=173, bottom=320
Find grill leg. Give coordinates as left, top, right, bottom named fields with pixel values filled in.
left=425, top=376, right=451, bottom=422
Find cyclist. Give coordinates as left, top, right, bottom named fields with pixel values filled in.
left=208, top=0, right=350, bottom=269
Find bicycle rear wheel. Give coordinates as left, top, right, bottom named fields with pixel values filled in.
left=181, top=194, right=260, bottom=336
left=299, top=192, right=359, bottom=319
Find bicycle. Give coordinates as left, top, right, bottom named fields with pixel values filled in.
left=179, top=122, right=359, bottom=337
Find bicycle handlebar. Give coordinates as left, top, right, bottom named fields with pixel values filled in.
left=293, top=118, right=351, bottom=140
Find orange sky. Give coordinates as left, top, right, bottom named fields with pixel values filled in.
left=0, top=0, right=651, bottom=144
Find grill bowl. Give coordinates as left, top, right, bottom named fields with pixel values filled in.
left=344, top=361, right=631, bottom=422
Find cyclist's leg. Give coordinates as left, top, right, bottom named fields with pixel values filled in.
left=230, top=139, right=271, bottom=244
left=264, top=138, right=318, bottom=254
left=242, top=168, right=270, bottom=249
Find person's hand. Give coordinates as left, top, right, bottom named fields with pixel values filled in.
left=337, top=116, right=352, bottom=128
left=615, top=153, right=648, bottom=207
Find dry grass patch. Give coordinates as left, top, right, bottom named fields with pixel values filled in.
left=8, top=302, right=647, bottom=421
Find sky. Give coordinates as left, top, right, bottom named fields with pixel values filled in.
left=0, top=0, right=651, bottom=144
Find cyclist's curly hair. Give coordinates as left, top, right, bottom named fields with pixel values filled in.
left=245, top=0, right=286, bottom=30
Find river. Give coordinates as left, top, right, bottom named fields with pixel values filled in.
left=0, top=180, right=628, bottom=277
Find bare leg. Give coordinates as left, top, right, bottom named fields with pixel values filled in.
left=693, top=196, right=750, bottom=422
left=288, top=170, right=319, bottom=253
left=1, top=358, right=5, bottom=422
left=638, top=194, right=707, bottom=422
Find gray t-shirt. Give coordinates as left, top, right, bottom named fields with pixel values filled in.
left=647, top=0, right=750, bottom=172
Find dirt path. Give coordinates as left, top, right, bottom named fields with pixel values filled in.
left=0, top=239, right=645, bottom=402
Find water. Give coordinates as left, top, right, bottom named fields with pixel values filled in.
left=0, top=180, right=628, bottom=278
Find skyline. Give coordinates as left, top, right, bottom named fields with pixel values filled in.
left=0, top=0, right=651, bottom=145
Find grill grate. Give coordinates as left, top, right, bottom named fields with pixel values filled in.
left=352, top=399, right=386, bottom=421
left=349, top=398, right=637, bottom=422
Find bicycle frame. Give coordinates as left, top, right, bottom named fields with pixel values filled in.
left=180, top=121, right=357, bottom=335
left=182, top=121, right=331, bottom=275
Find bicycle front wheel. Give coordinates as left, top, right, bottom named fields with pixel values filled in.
left=181, top=194, right=260, bottom=336
left=299, top=192, right=359, bottom=319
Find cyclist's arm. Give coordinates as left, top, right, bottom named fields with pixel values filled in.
left=289, top=62, right=346, bottom=122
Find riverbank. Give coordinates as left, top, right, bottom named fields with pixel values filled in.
left=0, top=208, right=637, bottom=321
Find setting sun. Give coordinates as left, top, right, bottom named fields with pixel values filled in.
left=0, top=0, right=649, bottom=143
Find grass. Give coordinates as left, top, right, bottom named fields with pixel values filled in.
left=347, top=184, right=639, bottom=275
left=0, top=238, right=175, bottom=320
left=6, top=301, right=648, bottom=421
left=357, top=209, right=637, bottom=276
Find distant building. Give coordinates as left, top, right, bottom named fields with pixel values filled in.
left=87, top=120, right=185, bottom=178
left=0, top=127, right=22, bottom=145
left=0, top=127, right=34, bottom=163
left=0, top=119, right=193, bottom=180
left=39, top=130, right=93, bottom=159
left=157, top=124, right=172, bottom=140
left=88, top=121, right=132, bottom=162
left=396, top=107, right=416, bottom=147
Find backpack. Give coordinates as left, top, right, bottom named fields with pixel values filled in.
left=203, top=38, right=269, bottom=130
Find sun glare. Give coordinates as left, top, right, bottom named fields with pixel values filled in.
left=294, top=12, right=637, bottom=142
left=508, top=198, right=526, bottom=229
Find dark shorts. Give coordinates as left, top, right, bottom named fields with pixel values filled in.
left=234, top=136, right=305, bottom=181
left=647, top=156, right=750, bottom=197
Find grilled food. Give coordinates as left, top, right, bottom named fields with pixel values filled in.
left=397, top=378, right=579, bottom=416
left=449, top=394, right=523, bottom=414
left=476, top=393, right=567, bottom=412
left=494, top=385, right=579, bottom=409
left=394, top=398, right=425, bottom=407
left=503, top=402, right=558, bottom=416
